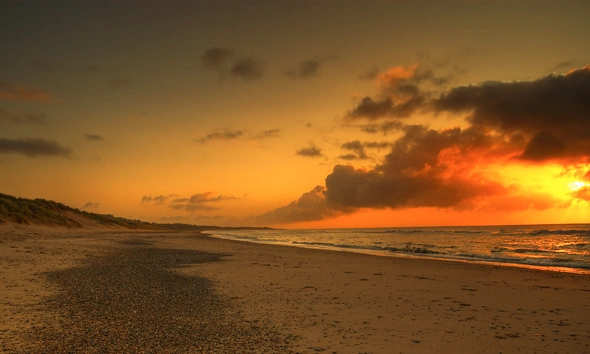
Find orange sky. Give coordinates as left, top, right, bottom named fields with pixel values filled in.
left=1, top=1, right=589, bottom=227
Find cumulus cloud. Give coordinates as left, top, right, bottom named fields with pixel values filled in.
left=0, top=107, right=46, bottom=125
left=258, top=65, right=590, bottom=225
left=325, top=125, right=508, bottom=210
left=433, top=65, right=590, bottom=162
left=255, top=186, right=337, bottom=224
left=296, top=144, right=322, bottom=157
left=347, top=63, right=448, bottom=121
left=84, top=133, right=104, bottom=141
left=0, top=137, right=71, bottom=157
left=0, top=82, right=55, bottom=103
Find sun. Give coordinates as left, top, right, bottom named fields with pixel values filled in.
left=568, top=181, right=587, bottom=192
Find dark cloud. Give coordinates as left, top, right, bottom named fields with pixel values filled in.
left=141, top=195, right=177, bottom=205
left=143, top=192, right=238, bottom=214
left=348, top=97, right=394, bottom=120
left=255, top=186, right=336, bottom=224
left=347, top=95, right=427, bottom=120
left=230, top=57, right=265, bottom=80
left=169, top=192, right=238, bottom=212
left=254, top=129, right=280, bottom=139
left=359, top=120, right=403, bottom=135
left=188, top=192, right=237, bottom=204
left=339, top=140, right=391, bottom=160
left=325, top=125, right=507, bottom=211
left=296, top=144, right=322, bottom=157
left=0, top=137, right=71, bottom=157
left=286, top=59, right=321, bottom=79
left=0, top=107, right=46, bottom=125
left=260, top=125, right=530, bottom=224
left=347, top=63, right=448, bottom=121
left=194, top=129, right=244, bottom=143
left=340, top=141, right=367, bottom=160
left=84, top=134, right=104, bottom=141
left=201, top=47, right=235, bottom=70
left=0, top=82, right=54, bottom=102
left=258, top=65, right=590, bottom=225
left=364, top=141, right=391, bottom=149
left=339, top=153, right=357, bottom=161
left=195, top=128, right=280, bottom=143
left=434, top=65, right=590, bottom=162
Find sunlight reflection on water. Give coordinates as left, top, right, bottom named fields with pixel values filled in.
left=204, top=224, right=590, bottom=274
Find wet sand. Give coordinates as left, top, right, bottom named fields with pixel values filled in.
left=1, top=226, right=589, bottom=353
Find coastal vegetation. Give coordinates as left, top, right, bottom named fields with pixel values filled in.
left=0, top=193, right=270, bottom=231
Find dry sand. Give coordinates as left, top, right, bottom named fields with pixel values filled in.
left=1, top=226, right=589, bottom=353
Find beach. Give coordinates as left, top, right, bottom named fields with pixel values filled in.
left=1, top=226, right=589, bottom=353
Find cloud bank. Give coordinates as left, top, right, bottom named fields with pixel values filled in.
left=258, top=65, right=590, bottom=225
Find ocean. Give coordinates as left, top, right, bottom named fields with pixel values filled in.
left=203, top=224, right=590, bottom=274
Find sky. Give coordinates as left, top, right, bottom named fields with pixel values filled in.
left=1, top=1, right=589, bottom=228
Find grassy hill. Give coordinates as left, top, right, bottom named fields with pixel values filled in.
left=0, top=193, right=268, bottom=231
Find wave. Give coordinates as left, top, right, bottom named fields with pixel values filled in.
left=291, top=241, right=444, bottom=255
left=524, top=229, right=590, bottom=237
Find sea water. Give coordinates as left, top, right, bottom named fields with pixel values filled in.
left=203, top=224, right=590, bottom=274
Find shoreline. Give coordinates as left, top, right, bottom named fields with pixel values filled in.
left=204, top=232, right=590, bottom=275
left=2, top=228, right=590, bottom=353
